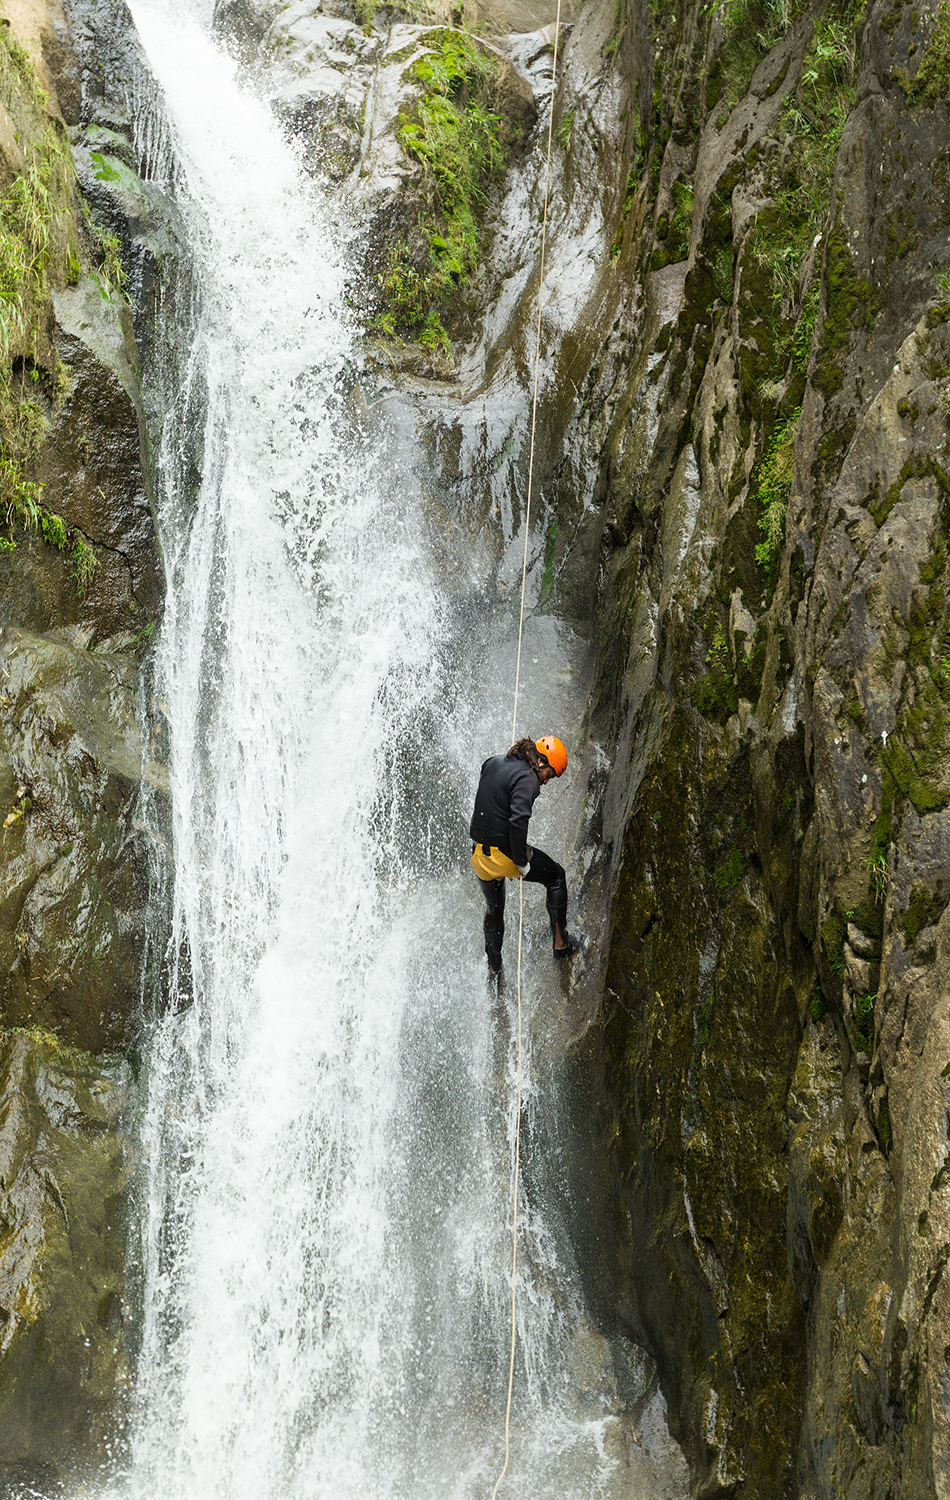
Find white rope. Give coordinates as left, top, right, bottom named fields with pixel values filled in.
left=491, top=9, right=563, bottom=1494
left=510, top=0, right=563, bottom=748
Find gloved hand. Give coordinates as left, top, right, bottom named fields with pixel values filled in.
left=517, top=862, right=531, bottom=878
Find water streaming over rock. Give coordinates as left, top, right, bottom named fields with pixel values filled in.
left=98, top=3, right=686, bottom=1495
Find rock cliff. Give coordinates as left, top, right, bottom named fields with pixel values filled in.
left=0, top=0, right=163, bottom=1490
left=246, top=0, right=948, bottom=1493
left=504, top=1, right=949, bottom=1494
left=2, top=0, right=949, bottom=1493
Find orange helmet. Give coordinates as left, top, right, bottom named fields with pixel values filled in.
left=536, top=735, right=567, bottom=776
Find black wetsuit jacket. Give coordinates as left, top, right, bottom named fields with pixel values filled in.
left=469, top=753, right=541, bottom=868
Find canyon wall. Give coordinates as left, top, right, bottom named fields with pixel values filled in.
left=0, top=0, right=164, bottom=1488
left=301, top=0, right=950, bottom=1492
left=3, top=0, right=950, bottom=1495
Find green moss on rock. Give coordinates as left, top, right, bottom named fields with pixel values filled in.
left=812, top=222, right=876, bottom=398
left=897, top=885, right=948, bottom=944
left=375, top=30, right=512, bottom=353
left=894, top=2, right=950, bottom=109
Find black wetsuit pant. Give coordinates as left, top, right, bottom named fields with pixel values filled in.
left=477, top=847, right=568, bottom=971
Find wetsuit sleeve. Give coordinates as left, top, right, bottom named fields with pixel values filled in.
left=507, top=768, right=540, bottom=867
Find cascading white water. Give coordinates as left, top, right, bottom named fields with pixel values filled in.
left=103, top=4, right=685, bottom=1497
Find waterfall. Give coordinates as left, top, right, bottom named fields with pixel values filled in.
left=99, top=2, right=682, bottom=1496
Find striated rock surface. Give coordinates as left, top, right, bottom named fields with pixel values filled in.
left=0, top=277, right=163, bottom=649
left=540, top=1, right=950, bottom=1495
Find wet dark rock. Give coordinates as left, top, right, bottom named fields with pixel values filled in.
left=0, top=1030, right=132, bottom=1493
left=0, top=0, right=164, bottom=1482
left=0, top=625, right=167, bottom=1052
left=0, top=279, right=163, bottom=652
left=71, top=121, right=183, bottom=313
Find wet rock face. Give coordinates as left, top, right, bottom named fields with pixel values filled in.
left=339, top=0, right=950, bottom=1491
left=546, top=0, right=950, bottom=1494
left=216, top=0, right=537, bottom=361
left=0, top=279, right=162, bottom=651
left=0, top=0, right=167, bottom=1040
left=0, top=625, right=167, bottom=1054
left=0, top=1030, right=132, bottom=1493
left=0, top=0, right=164, bottom=1487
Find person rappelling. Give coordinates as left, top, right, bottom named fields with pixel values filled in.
left=469, top=735, right=579, bottom=977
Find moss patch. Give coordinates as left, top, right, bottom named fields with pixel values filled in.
left=869, top=455, right=950, bottom=528
left=652, top=178, right=694, bottom=269
left=752, top=408, right=799, bottom=572
left=812, top=219, right=876, bottom=398
left=692, top=616, right=739, bottom=723
left=894, top=2, right=950, bottom=109
left=0, top=30, right=106, bottom=590
left=714, top=846, right=744, bottom=889
left=375, top=30, right=507, bottom=352
left=897, top=886, right=948, bottom=945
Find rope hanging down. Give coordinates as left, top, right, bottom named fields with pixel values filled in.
left=491, top=8, right=563, bottom=1496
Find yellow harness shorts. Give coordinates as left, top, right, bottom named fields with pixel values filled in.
left=470, top=844, right=521, bottom=881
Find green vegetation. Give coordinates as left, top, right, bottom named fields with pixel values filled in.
left=853, top=989, right=875, bottom=1048
left=691, top=611, right=767, bottom=721
left=556, top=108, right=575, bottom=150
left=869, top=525, right=950, bottom=817
left=92, top=225, right=126, bottom=300
left=895, top=1, right=950, bottom=108
left=879, top=731, right=948, bottom=820
left=610, top=166, right=640, bottom=261
left=3, top=781, right=30, bottom=827
left=653, top=179, right=694, bottom=269
left=0, top=452, right=100, bottom=592
left=0, top=29, right=112, bottom=590
left=870, top=455, right=950, bottom=528
left=0, top=37, right=77, bottom=351
left=1, top=1022, right=98, bottom=1069
left=692, top=619, right=739, bottom=722
left=752, top=409, right=798, bottom=571
left=131, top=618, right=156, bottom=660
left=897, top=886, right=946, bottom=945
left=714, top=847, right=744, bottom=889
left=745, top=16, right=856, bottom=380
left=706, top=1, right=799, bottom=124
left=714, top=0, right=798, bottom=44
left=865, top=847, right=888, bottom=902
left=704, top=12, right=861, bottom=605
left=812, top=219, right=875, bottom=396
left=821, top=909, right=846, bottom=977
left=375, top=31, right=505, bottom=354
